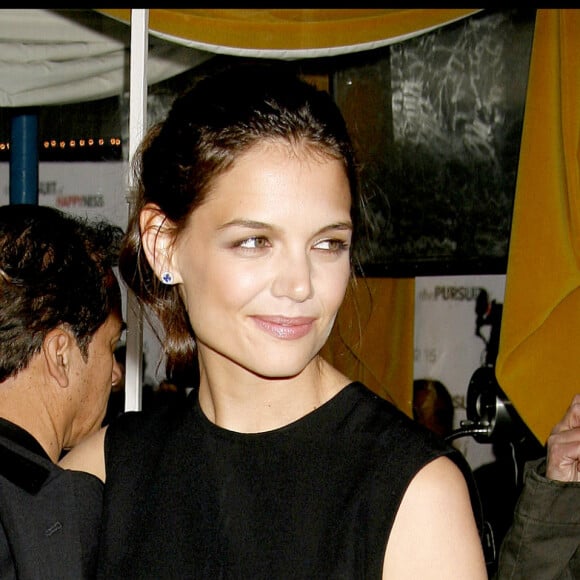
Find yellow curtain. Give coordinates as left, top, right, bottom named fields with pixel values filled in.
left=495, top=9, right=580, bottom=444
left=321, top=278, right=416, bottom=416
left=98, top=9, right=479, bottom=52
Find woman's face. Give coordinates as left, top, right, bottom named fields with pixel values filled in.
left=170, top=142, right=352, bottom=380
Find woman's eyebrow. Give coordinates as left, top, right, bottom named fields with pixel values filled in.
left=218, top=220, right=352, bottom=233
left=218, top=219, right=272, bottom=231
left=319, top=222, right=353, bottom=233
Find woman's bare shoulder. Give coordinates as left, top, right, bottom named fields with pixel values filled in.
left=383, top=456, right=487, bottom=579
left=59, top=426, right=107, bottom=482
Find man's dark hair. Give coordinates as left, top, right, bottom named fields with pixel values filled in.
left=0, top=204, right=123, bottom=382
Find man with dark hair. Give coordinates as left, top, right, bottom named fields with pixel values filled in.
left=0, top=204, right=125, bottom=578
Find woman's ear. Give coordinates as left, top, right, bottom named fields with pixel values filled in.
left=140, top=203, right=183, bottom=285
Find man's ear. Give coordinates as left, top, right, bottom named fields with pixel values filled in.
left=140, top=203, right=183, bottom=285
left=43, top=327, right=74, bottom=388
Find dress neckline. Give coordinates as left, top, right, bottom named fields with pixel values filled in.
left=192, top=381, right=360, bottom=439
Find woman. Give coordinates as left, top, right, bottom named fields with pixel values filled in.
left=62, top=62, right=487, bottom=579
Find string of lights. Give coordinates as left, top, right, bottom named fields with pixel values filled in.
left=0, top=137, right=123, bottom=161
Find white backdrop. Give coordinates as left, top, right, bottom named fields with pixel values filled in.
left=0, top=161, right=128, bottom=228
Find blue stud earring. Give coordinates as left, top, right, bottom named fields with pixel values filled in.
left=161, top=271, right=174, bottom=285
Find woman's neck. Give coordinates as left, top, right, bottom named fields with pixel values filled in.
left=196, top=355, right=349, bottom=433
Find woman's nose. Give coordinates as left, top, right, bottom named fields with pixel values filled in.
left=271, top=251, right=313, bottom=302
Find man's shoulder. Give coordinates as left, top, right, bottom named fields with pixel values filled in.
left=0, top=432, right=53, bottom=494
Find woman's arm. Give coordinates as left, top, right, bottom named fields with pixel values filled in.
left=59, top=426, right=108, bottom=482
left=383, top=456, right=487, bottom=579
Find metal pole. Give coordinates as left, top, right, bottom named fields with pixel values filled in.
left=124, top=8, right=149, bottom=412
left=9, top=111, right=38, bottom=205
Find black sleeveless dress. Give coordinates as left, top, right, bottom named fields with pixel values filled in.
left=98, top=382, right=480, bottom=579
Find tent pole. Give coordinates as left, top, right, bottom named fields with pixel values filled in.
left=9, top=111, right=38, bottom=205
left=124, top=8, right=149, bottom=412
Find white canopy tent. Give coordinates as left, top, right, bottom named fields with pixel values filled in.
left=0, top=9, right=211, bottom=108
left=0, top=9, right=482, bottom=108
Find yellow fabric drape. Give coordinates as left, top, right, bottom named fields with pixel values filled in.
left=322, top=278, right=416, bottom=417
left=496, top=9, right=580, bottom=444
left=98, top=9, right=480, bottom=52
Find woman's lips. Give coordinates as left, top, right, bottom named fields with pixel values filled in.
left=251, top=316, right=315, bottom=340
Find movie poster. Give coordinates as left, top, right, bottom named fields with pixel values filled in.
left=414, top=274, right=506, bottom=470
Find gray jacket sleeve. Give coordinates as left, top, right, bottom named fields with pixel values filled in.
left=495, top=458, right=580, bottom=580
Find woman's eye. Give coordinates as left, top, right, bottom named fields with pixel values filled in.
left=238, top=236, right=269, bottom=249
left=314, top=238, right=349, bottom=253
